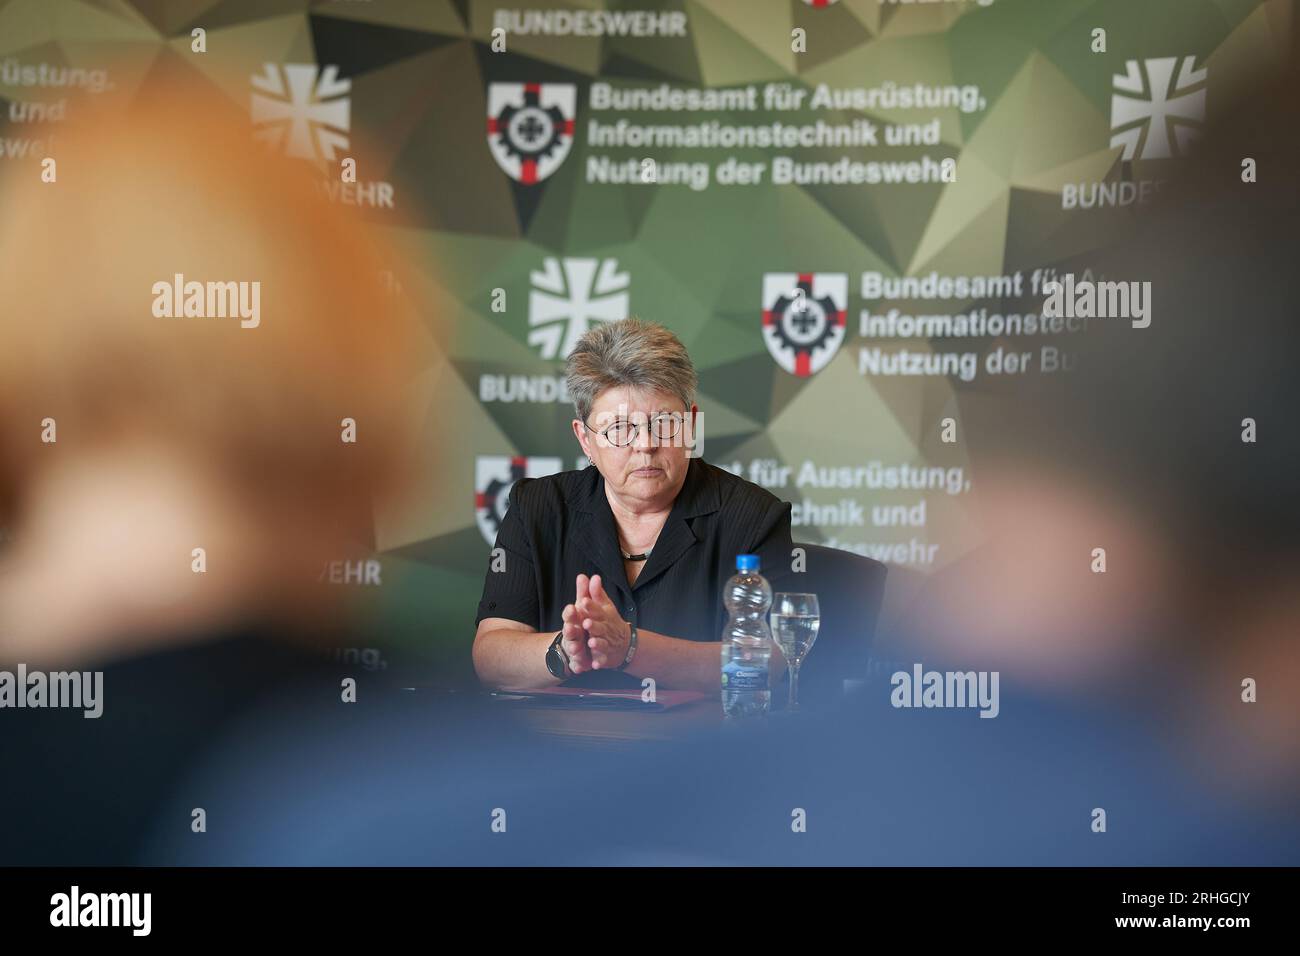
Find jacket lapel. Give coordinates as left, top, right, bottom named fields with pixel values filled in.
left=568, top=468, right=631, bottom=600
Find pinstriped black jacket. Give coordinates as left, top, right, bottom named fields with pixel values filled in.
left=474, top=457, right=794, bottom=687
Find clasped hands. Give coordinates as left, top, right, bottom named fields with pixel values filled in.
left=560, top=573, right=631, bottom=674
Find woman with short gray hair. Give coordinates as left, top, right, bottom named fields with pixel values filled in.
left=473, top=317, right=793, bottom=693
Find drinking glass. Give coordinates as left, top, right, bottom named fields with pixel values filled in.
left=770, top=593, right=820, bottom=712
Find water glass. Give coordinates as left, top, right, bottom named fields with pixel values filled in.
left=770, top=593, right=820, bottom=711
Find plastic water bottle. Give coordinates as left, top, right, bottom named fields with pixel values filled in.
left=721, top=553, right=773, bottom=717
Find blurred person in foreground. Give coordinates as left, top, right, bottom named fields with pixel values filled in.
left=146, top=56, right=1300, bottom=867
left=472, top=318, right=794, bottom=693
left=0, top=75, right=425, bottom=863
left=891, top=54, right=1300, bottom=808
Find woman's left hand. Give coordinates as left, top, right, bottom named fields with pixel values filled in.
left=575, top=573, right=631, bottom=670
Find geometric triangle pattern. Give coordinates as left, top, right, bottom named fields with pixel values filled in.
left=0, top=0, right=1281, bottom=675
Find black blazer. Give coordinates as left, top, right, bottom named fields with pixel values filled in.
left=474, top=457, right=794, bottom=687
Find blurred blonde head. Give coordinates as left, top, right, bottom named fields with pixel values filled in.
left=0, top=76, right=427, bottom=662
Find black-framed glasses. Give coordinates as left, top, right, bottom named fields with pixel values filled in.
left=582, top=412, right=685, bottom=448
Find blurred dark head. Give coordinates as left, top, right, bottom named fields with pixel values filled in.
left=895, top=58, right=1300, bottom=785
left=1017, top=56, right=1300, bottom=569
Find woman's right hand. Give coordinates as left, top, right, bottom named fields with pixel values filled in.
left=560, top=573, right=596, bottom=675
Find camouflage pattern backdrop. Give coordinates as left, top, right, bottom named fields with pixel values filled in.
left=0, top=0, right=1290, bottom=684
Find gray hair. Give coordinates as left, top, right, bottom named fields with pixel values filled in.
left=564, top=317, right=698, bottom=423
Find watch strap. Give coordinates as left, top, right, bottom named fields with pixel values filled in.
left=616, top=622, right=637, bottom=671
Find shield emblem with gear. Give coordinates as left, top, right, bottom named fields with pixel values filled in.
left=486, top=83, right=576, bottom=184
left=761, top=273, right=848, bottom=377
left=475, top=455, right=564, bottom=545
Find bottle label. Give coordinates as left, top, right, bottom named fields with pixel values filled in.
left=722, top=658, right=768, bottom=691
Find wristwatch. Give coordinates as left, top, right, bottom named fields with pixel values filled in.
left=545, top=631, right=570, bottom=680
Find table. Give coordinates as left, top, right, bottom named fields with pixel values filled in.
left=513, top=695, right=723, bottom=750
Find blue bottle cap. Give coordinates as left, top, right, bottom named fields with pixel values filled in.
left=736, top=554, right=759, bottom=572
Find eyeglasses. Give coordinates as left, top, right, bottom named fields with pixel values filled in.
left=582, top=412, right=685, bottom=448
